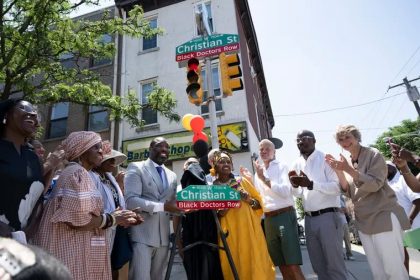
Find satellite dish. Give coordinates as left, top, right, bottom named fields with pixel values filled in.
left=268, top=137, right=283, bottom=149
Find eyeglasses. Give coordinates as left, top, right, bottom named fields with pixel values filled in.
left=217, top=159, right=232, bottom=165
left=16, top=102, right=37, bottom=115
left=296, top=136, right=314, bottom=143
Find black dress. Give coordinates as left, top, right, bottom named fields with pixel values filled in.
left=0, top=140, right=44, bottom=231
left=180, top=162, right=224, bottom=280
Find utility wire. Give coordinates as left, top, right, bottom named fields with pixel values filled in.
left=274, top=92, right=405, bottom=117
left=406, top=59, right=420, bottom=77
left=388, top=45, right=420, bottom=86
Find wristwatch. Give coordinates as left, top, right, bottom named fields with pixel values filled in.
left=250, top=199, right=258, bottom=208
left=307, top=181, right=314, bottom=190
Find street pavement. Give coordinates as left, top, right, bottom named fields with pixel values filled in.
left=168, top=244, right=420, bottom=279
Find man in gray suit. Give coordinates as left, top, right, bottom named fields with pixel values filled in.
left=125, top=137, right=183, bottom=280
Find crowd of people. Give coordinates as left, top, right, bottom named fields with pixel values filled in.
left=0, top=98, right=419, bottom=280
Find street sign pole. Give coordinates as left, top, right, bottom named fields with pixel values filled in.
left=205, top=56, right=219, bottom=149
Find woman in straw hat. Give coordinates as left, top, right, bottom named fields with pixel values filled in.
left=90, top=141, right=143, bottom=278
left=33, top=131, right=142, bottom=280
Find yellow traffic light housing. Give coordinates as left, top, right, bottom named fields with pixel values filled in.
left=186, top=58, right=203, bottom=106
left=219, top=53, right=243, bottom=97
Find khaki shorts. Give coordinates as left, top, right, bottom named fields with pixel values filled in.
left=264, top=209, right=302, bottom=266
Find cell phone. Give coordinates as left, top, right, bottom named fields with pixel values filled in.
left=384, top=137, right=393, bottom=146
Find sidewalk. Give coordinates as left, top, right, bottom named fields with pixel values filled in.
left=169, top=244, right=420, bottom=279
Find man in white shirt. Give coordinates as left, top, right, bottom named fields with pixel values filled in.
left=254, top=139, right=305, bottom=280
left=289, top=130, right=347, bottom=280
left=387, top=161, right=420, bottom=272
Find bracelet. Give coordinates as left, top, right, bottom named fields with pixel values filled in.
left=110, top=213, right=117, bottom=227
left=249, top=199, right=258, bottom=209
left=99, top=214, right=107, bottom=229
left=103, top=213, right=113, bottom=229
left=400, top=169, right=411, bottom=175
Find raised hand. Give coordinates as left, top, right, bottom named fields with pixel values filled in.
left=239, top=165, right=253, bottom=183
left=288, top=170, right=299, bottom=188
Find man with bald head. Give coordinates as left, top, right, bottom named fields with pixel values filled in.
left=254, top=139, right=305, bottom=280
left=125, top=137, right=183, bottom=280
left=289, top=130, right=347, bottom=280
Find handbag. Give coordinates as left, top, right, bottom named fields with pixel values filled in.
left=111, top=226, right=133, bottom=270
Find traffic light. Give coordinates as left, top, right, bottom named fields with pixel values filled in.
left=219, top=52, right=243, bottom=97
left=186, top=58, right=203, bottom=106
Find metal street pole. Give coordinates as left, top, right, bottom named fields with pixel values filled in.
left=403, top=78, right=420, bottom=117
left=389, top=76, right=420, bottom=117
left=205, top=56, right=219, bottom=149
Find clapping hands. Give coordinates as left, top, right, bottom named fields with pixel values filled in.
left=288, top=170, right=311, bottom=187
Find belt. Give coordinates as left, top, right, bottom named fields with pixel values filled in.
left=264, top=206, right=294, bottom=217
left=306, top=207, right=338, bottom=217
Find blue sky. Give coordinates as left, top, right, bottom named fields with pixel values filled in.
left=248, top=0, right=420, bottom=165
left=78, top=0, right=420, bottom=166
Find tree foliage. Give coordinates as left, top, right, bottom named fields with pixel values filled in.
left=0, top=0, right=179, bottom=127
left=295, top=197, right=305, bottom=220
left=371, top=118, right=420, bottom=160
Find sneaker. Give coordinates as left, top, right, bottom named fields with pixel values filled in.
left=347, top=255, right=355, bottom=261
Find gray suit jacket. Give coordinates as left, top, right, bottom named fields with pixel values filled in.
left=125, top=158, right=177, bottom=247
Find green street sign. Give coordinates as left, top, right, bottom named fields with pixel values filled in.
left=177, top=185, right=240, bottom=201
left=176, top=34, right=240, bottom=63
left=176, top=185, right=241, bottom=210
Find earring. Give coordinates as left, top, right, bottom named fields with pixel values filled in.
left=2, top=118, right=6, bottom=124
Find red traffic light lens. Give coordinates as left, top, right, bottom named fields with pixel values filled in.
left=187, top=58, right=200, bottom=71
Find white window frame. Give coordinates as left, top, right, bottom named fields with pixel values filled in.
left=139, top=79, right=158, bottom=125
left=141, top=17, right=158, bottom=52
left=195, top=1, right=214, bottom=36
left=201, top=61, right=223, bottom=115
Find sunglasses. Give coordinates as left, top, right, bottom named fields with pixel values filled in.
left=296, top=136, right=314, bottom=143
left=16, top=102, right=37, bottom=115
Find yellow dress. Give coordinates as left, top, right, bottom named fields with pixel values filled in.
left=218, top=177, right=275, bottom=280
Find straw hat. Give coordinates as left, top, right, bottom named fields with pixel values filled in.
left=101, top=149, right=127, bottom=166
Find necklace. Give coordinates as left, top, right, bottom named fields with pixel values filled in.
left=351, top=146, right=362, bottom=169
left=215, top=178, right=231, bottom=185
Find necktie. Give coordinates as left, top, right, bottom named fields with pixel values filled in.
left=156, top=166, right=168, bottom=192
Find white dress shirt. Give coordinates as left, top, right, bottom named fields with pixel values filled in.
left=388, top=172, right=420, bottom=229
left=254, top=159, right=294, bottom=212
left=291, top=149, right=341, bottom=212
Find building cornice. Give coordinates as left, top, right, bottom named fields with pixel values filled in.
left=234, top=0, right=274, bottom=128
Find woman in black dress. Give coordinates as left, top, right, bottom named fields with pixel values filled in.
left=0, top=99, right=44, bottom=240
left=176, top=158, right=223, bottom=280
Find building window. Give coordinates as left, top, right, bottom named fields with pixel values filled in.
left=201, top=64, right=222, bottom=115
left=48, top=102, right=69, bottom=139
left=88, top=105, right=109, bottom=131
left=142, top=18, right=158, bottom=51
left=60, top=52, right=76, bottom=69
left=140, top=81, right=158, bottom=125
left=91, top=34, right=112, bottom=67
left=196, top=2, right=213, bottom=36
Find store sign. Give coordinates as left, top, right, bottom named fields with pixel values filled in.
left=176, top=34, right=240, bottom=63
left=177, top=185, right=241, bottom=210
left=122, top=121, right=248, bottom=164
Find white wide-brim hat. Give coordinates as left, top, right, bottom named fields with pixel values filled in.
left=101, top=149, right=127, bottom=166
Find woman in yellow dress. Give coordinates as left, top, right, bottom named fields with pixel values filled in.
left=212, top=151, right=275, bottom=280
